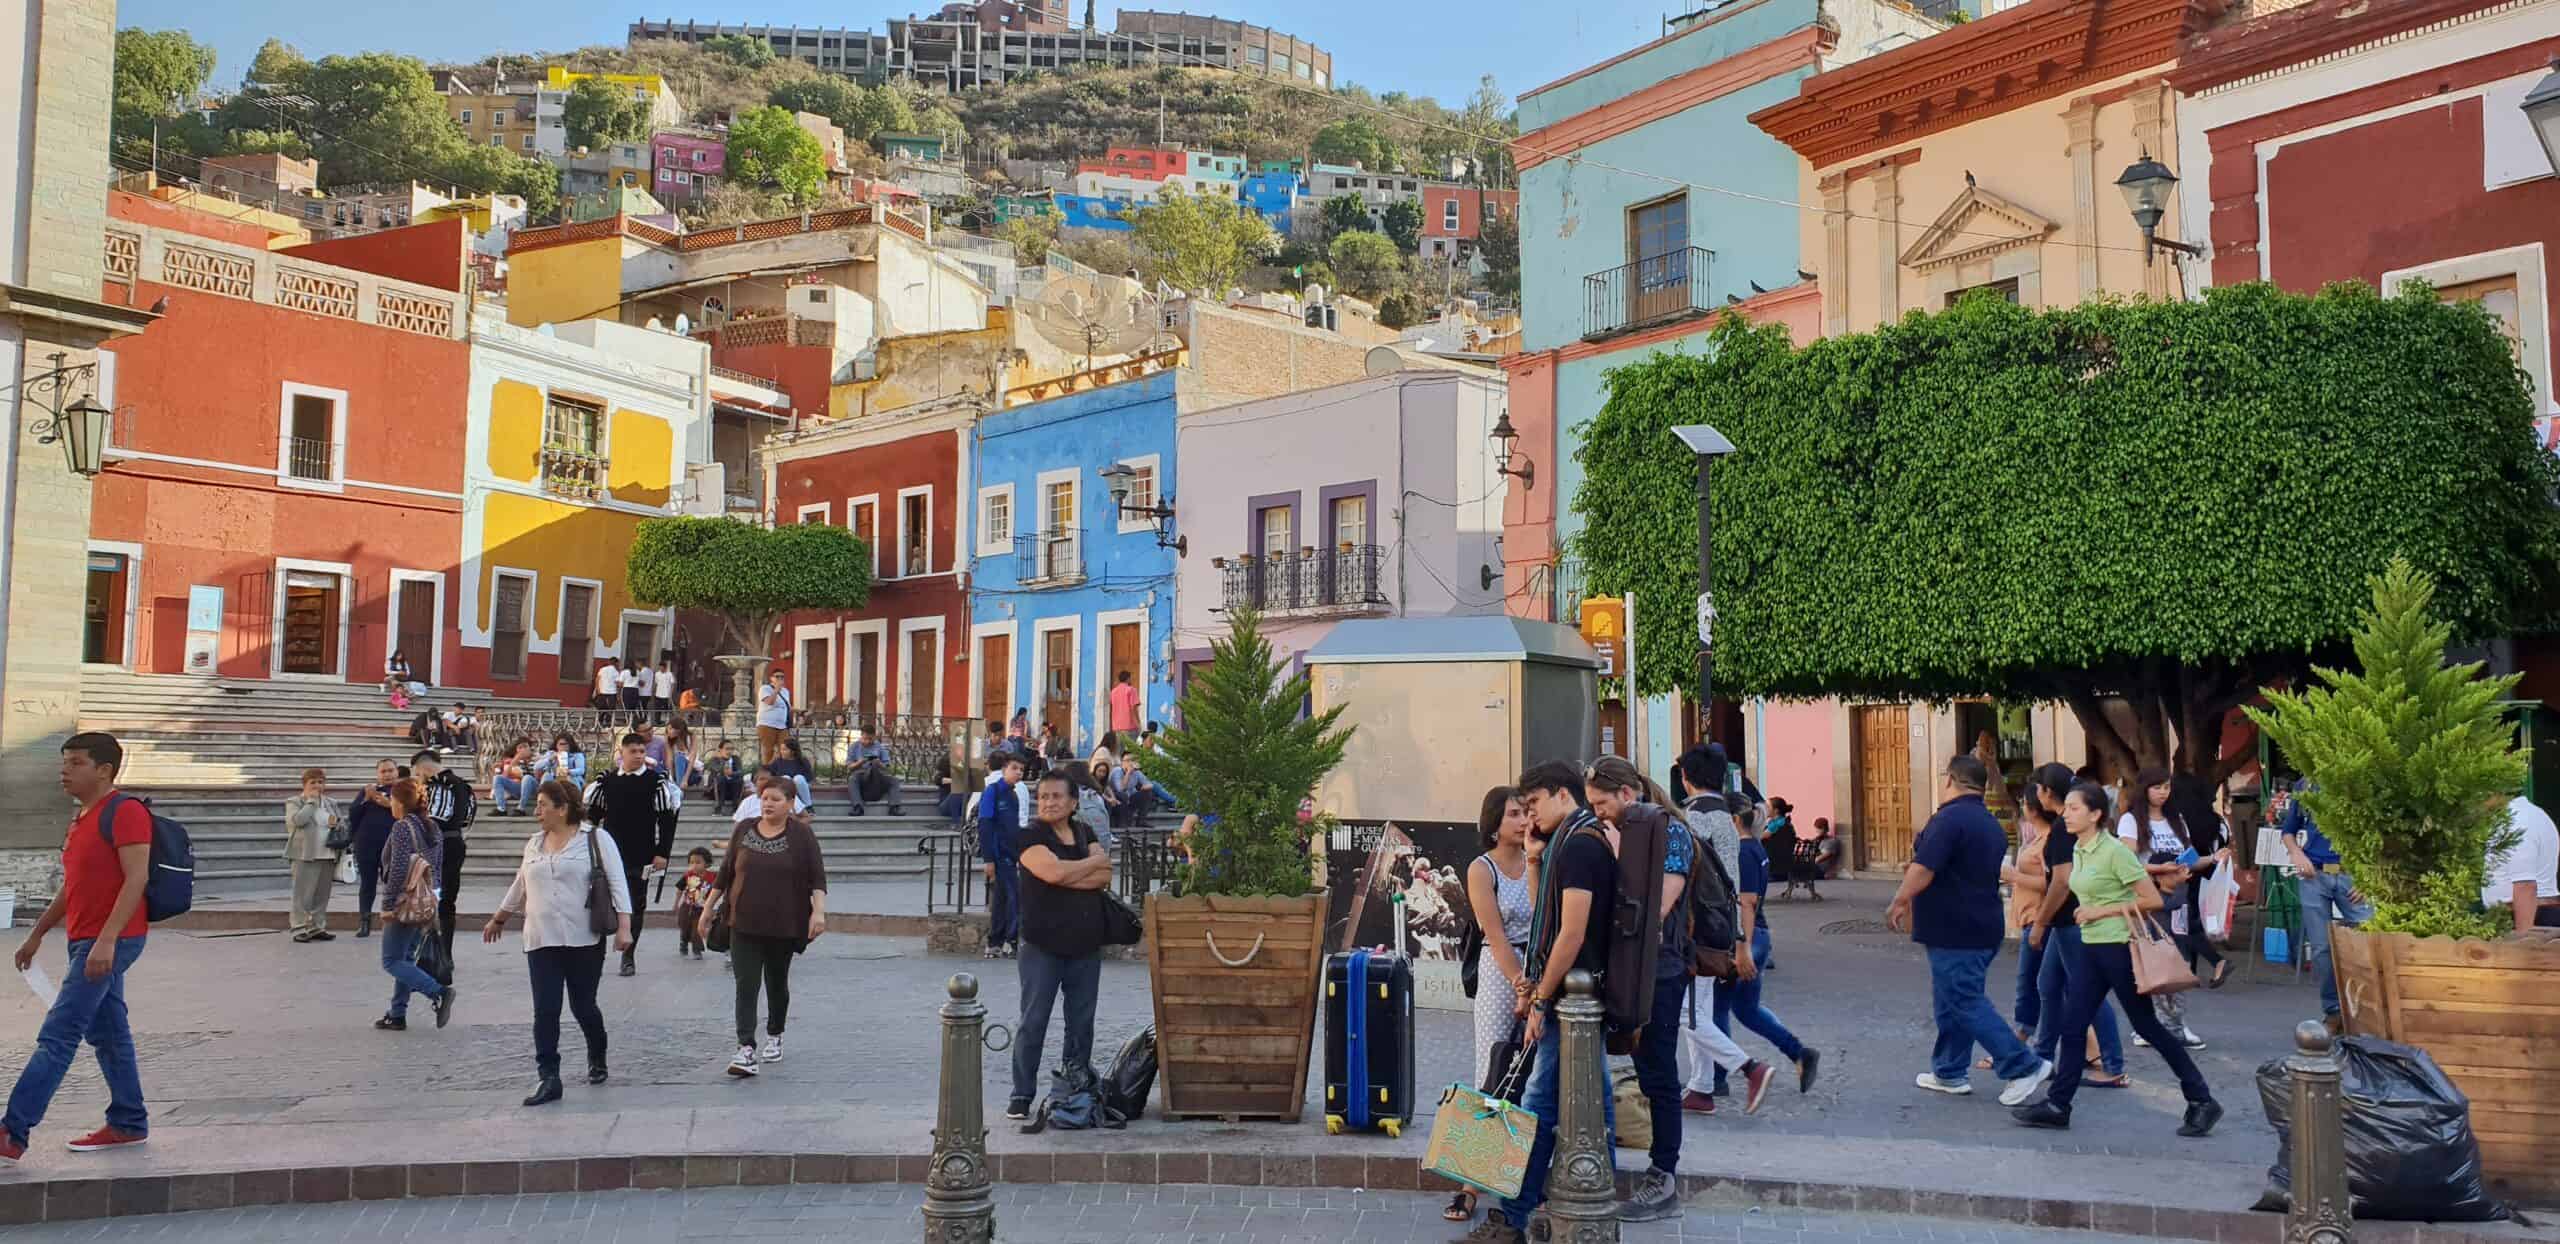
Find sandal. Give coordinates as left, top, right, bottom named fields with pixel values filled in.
left=2208, top=961, right=2231, bottom=989
left=2087, top=1070, right=2131, bottom=1088
left=1443, top=1190, right=1476, bottom=1221
left=1976, top=1057, right=1995, bottom=1070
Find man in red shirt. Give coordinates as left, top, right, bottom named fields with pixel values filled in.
left=4, top=732, right=153, bottom=1162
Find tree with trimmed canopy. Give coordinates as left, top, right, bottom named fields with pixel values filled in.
left=1569, top=282, right=2560, bottom=783
left=625, top=516, right=874, bottom=663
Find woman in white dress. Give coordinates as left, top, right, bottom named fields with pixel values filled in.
left=1447, top=785, right=1539, bottom=1222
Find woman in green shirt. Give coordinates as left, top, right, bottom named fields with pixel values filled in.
left=2013, top=781, right=2220, bottom=1137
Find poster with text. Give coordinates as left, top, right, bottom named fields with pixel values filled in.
left=1325, top=820, right=1482, bottom=1013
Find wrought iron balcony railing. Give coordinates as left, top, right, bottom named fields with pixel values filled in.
left=1218, top=545, right=1388, bottom=614
left=1583, top=246, right=1713, bottom=341
left=1015, top=530, right=1084, bottom=587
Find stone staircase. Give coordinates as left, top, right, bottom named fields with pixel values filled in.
left=76, top=671, right=966, bottom=893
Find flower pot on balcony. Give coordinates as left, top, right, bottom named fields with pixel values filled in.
left=1337, top=542, right=1354, bottom=553
left=1143, top=890, right=1327, bottom=1122
left=2330, top=926, right=2560, bottom=1199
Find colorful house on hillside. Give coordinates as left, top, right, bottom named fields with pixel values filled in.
left=1055, top=194, right=1134, bottom=232
left=653, top=129, right=726, bottom=204
left=1419, top=184, right=1518, bottom=269
left=544, top=66, right=686, bottom=130
left=1239, top=170, right=1306, bottom=229
left=879, top=132, right=947, bottom=163
left=88, top=194, right=473, bottom=685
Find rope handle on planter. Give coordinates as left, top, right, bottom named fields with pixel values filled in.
left=1205, top=930, right=1265, bottom=967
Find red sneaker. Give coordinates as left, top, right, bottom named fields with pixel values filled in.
left=1741, top=1061, right=1774, bottom=1115
left=0, top=1133, right=24, bottom=1164
left=1679, top=1090, right=1716, bottom=1115
left=65, top=1126, right=145, bottom=1153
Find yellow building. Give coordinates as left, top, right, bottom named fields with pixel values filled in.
left=461, top=314, right=712, bottom=697
left=544, top=67, right=687, bottom=130
left=446, top=89, right=542, bottom=155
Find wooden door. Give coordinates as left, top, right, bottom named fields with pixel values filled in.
left=853, top=633, right=882, bottom=719
left=907, top=627, right=937, bottom=717
left=395, top=579, right=436, bottom=677
left=979, top=632, right=1011, bottom=726
left=1106, top=622, right=1141, bottom=729
left=1852, top=704, right=1914, bottom=869
left=1042, top=628, right=1074, bottom=740
left=799, top=636, right=833, bottom=707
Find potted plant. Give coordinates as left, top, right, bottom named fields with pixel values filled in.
left=2248, top=558, right=2560, bottom=1197
left=1140, top=610, right=1351, bottom=1122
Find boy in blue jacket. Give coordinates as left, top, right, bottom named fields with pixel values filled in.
left=978, top=755, right=1025, bottom=958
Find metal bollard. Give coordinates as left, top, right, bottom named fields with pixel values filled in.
left=1544, top=969, right=1621, bottom=1242
left=2285, top=1020, right=2353, bottom=1244
left=924, top=973, right=1009, bottom=1244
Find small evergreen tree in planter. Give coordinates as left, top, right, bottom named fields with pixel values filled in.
left=1141, top=611, right=1352, bottom=1122
left=2247, top=558, right=2558, bottom=1196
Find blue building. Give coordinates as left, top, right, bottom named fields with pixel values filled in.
left=1239, top=171, right=1305, bottom=229
left=968, top=370, right=1179, bottom=752
left=1055, top=194, right=1135, bottom=232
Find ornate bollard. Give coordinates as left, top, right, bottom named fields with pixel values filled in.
left=924, top=973, right=1009, bottom=1244
left=1544, top=970, right=1621, bottom=1242
left=2285, top=1020, right=2354, bottom=1244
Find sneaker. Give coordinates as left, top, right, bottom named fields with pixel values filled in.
left=1616, top=1167, right=1679, bottom=1222
left=2178, top=1099, right=2225, bottom=1138
left=65, top=1126, right=145, bottom=1153
left=434, top=985, right=458, bottom=1030
left=1740, top=1060, right=1774, bottom=1114
left=375, top=1014, right=406, bottom=1031
left=1458, top=1217, right=1526, bottom=1243
left=984, top=944, right=1003, bottom=959
left=2134, top=1033, right=2152, bottom=1049
left=1914, top=1072, right=1972, bottom=1096
left=0, top=1133, right=24, bottom=1164
left=728, top=1045, right=760, bottom=1077
left=1999, top=1058, right=2055, bottom=1107
left=1679, top=1090, right=1716, bottom=1114
left=2179, top=1026, right=2207, bottom=1050
left=310, top=930, right=335, bottom=942
left=758, top=1035, right=784, bottom=1063
left=2011, top=1100, right=2071, bottom=1129
left=1004, top=1097, right=1031, bottom=1121
left=1795, top=1048, right=1822, bottom=1093
left=291, top=930, right=314, bottom=943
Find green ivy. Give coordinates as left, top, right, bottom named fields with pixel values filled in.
left=626, top=516, right=874, bottom=654
left=1569, top=283, right=2560, bottom=775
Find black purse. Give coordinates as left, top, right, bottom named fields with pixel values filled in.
left=1458, top=857, right=1486, bottom=998
left=584, top=828, right=618, bottom=936
left=1100, top=891, right=1143, bottom=946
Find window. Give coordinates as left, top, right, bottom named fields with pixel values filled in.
left=539, top=395, right=606, bottom=500
left=1350, top=177, right=1368, bottom=189
left=979, top=485, right=1013, bottom=554
left=675, top=172, right=691, bottom=186
left=898, top=488, right=931, bottom=577
left=1330, top=494, right=1367, bottom=549
left=1114, top=457, right=1159, bottom=534
left=848, top=498, right=879, bottom=574
left=1401, top=180, right=1417, bottom=192
left=521, top=133, right=535, bottom=150
left=494, top=110, right=508, bottom=126
left=1259, top=503, right=1293, bottom=556
left=459, top=109, right=473, bottom=124
left=694, top=149, right=710, bottom=166
left=491, top=572, right=531, bottom=679
left=559, top=582, right=596, bottom=680
left=1044, top=478, right=1075, bottom=536
left=1629, top=193, right=1688, bottom=263
left=490, top=134, right=504, bottom=146
left=1442, top=199, right=1460, bottom=231
left=796, top=502, right=830, bottom=525
left=279, top=387, right=342, bottom=486
left=1943, top=278, right=2021, bottom=307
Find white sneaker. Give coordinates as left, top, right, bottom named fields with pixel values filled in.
left=2134, top=1034, right=2152, bottom=1048
left=1999, top=1058, right=2056, bottom=1107
left=1914, top=1072, right=1972, bottom=1095
left=2179, top=1026, right=2207, bottom=1050
left=727, top=1044, right=759, bottom=1077
left=758, top=1035, right=784, bottom=1063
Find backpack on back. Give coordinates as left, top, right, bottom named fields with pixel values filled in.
left=99, top=793, right=195, bottom=923
left=440, top=773, right=477, bottom=835
left=1598, top=805, right=1669, bottom=1055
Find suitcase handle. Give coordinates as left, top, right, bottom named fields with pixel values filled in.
left=1206, top=931, right=1265, bottom=967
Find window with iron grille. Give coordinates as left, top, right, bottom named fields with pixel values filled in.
left=284, top=393, right=338, bottom=484
left=492, top=573, right=531, bottom=679
left=540, top=396, right=607, bottom=500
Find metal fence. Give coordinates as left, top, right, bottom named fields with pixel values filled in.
left=1218, top=545, right=1388, bottom=614
left=475, top=707, right=985, bottom=793
left=1583, top=246, right=1713, bottom=340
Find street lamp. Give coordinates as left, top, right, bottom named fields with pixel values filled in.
left=21, top=352, right=111, bottom=477
left=2524, top=58, right=2560, bottom=182
left=1099, top=461, right=1185, bottom=556
left=1490, top=410, right=1534, bottom=490
left=1670, top=424, right=1735, bottom=714
left=2114, top=155, right=2201, bottom=265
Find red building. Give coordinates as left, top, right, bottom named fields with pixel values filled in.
left=1076, top=145, right=1188, bottom=180
left=762, top=396, right=975, bottom=722
left=87, top=193, right=475, bottom=686
left=1420, top=184, right=1519, bottom=266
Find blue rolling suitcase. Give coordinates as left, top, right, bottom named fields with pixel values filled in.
left=1323, top=946, right=1416, bottom=1136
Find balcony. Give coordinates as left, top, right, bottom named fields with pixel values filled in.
left=1582, top=246, right=1713, bottom=341
left=1015, top=531, right=1084, bottom=587
left=1218, top=546, right=1388, bottom=615
left=538, top=443, right=609, bottom=502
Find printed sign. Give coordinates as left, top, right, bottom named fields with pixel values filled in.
left=1580, top=596, right=1626, bottom=678
left=1325, top=819, right=1481, bottom=1013
left=185, top=584, right=223, bottom=634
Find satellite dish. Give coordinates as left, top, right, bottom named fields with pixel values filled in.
left=1021, top=268, right=1161, bottom=371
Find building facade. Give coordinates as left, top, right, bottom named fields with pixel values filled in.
left=1419, top=184, right=1518, bottom=266
left=1173, top=367, right=1508, bottom=686
left=653, top=128, right=726, bottom=203
left=629, top=9, right=1330, bottom=93
left=969, top=369, right=1180, bottom=749
left=544, top=67, right=687, bottom=131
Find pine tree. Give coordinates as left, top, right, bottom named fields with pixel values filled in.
left=1147, top=611, right=1353, bottom=898
left=2247, top=557, right=2525, bottom=939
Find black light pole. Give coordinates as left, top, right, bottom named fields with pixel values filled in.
left=1670, top=425, right=1735, bottom=721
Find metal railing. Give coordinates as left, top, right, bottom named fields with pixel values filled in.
left=1217, top=545, right=1388, bottom=614
left=1014, top=531, right=1083, bottom=587
left=474, top=707, right=984, bottom=795
left=1112, top=825, right=1184, bottom=906
left=1552, top=556, right=1588, bottom=624
left=1583, top=245, right=1713, bottom=340
left=284, top=436, right=334, bottom=482
left=538, top=443, right=608, bottom=501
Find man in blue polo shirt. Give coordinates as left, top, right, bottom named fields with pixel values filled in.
left=1887, top=754, right=2051, bottom=1105
left=2280, top=779, right=2370, bottom=1030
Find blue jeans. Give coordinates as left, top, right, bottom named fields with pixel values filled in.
left=1729, top=928, right=1804, bottom=1062
left=379, top=922, right=444, bottom=1019
left=4, top=936, right=148, bottom=1145
left=986, top=858, right=1020, bottom=947
left=2033, top=924, right=2124, bottom=1075
left=1928, top=946, right=2037, bottom=1081
left=1631, top=972, right=1688, bottom=1175
left=2012, top=930, right=2046, bottom=1032
left=494, top=774, right=534, bottom=811
left=1010, top=939, right=1101, bottom=1104
left=1496, top=1008, right=1616, bottom=1229
left=2297, top=869, right=2371, bottom=1017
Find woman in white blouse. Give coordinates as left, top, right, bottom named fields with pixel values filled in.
left=483, top=779, right=634, bottom=1107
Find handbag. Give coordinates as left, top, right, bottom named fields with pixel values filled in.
left=2129, top=911, right=2200, bottom=996
left=323, top=802, right=352, bottom=853
left=583, top=827, right=618, bottom=937
left=389, top=820, right=440, bottom=927
left=1424, top=1027, right=1535, bottom=1199
left=705, top=833, right=745, bottom=954
left=1100, top=890, right=1143, bottom=946
left=1458, top=857, right=1486, bottom=998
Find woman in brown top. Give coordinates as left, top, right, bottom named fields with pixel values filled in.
left=709, top=774, right=827, bottom=1078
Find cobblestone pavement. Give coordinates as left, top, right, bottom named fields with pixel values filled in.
left=2, top=1182, right=2183, bottom=1243
left=0, top=879, right=2330, bottom=1210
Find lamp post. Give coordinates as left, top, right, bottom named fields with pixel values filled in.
left=1491, top=410, right=1534, bottom=490
left=2524, top=58, right=2560, bottom=182
left=1098, top=461, right=1185, bottom=556
left=1669, top=425, right=1734, bottom=720
left=20, top=352, right=111, bottom=477
left=2114, top=155, right=2202, bottom=266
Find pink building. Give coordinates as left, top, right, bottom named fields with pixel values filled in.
left=1420, top=185, right=1518, bottom=265
left=653, top=129, right=725, bottom=203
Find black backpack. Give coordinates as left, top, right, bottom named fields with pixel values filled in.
left=439, top=773, right=477, bottom=835
left=1680, top=795, right=1742, bottom=975
left=1100, top=1027, right=1159, bottom=1123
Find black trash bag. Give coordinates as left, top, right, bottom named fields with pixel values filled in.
left=2254, top=1035, right=2510, bottom=1222
left=1100, top=1026, right=1158, bottom=1124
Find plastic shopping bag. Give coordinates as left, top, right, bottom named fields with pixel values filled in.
left=2201, top=865, right=2239, bottom=941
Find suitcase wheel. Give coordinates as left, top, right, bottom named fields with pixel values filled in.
left=1381, top=1119, right=1401, bottom=1139
left=1324, top=1114, right=1344, bottom=1135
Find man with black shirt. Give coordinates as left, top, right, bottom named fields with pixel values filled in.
left=1465, top=760, right=1618, bottom=1244
left=1887, top=755, right=2051, bottom=1105
left=583, top=733, right=680, bottom=977
left=411, top=750, right=476, bottom=962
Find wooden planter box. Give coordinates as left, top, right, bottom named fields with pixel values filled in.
left=2331, top=926, right=2560, bottom=1198
left=1143, top=891, right=1327, bottom=1123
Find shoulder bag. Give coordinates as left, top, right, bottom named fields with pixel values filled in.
left=1458, top=855, right=1487, bottom=999
left=584, top=827, right=618, bottom=937
left=322, top=799, right=352, bottom=853
left=705, top=829, right=746, bottom=954
left=2129, top=910, right=2200, bottom=996
left=1085, top=820, right=1142, bottom=946
left=390, top=818, right=440, bottom=927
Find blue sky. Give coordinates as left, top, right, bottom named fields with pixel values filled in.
left=122, top=1, right=1682, bottom=110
